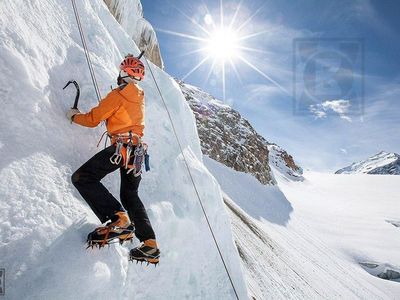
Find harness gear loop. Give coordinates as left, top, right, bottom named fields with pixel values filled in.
left=96, top=131, right=108, bottom=148
left=125, top=131, right=134, bottom=169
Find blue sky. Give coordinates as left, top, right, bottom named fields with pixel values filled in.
left=142, top=0, right=400, bottom=171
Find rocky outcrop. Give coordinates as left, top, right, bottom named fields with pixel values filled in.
left=177, top=80, right=302, bottom=185
left=104, top=0, right=164, bottom=69
left=268, top=144, right=303, bottom=181
left=336, top=151, right=400, bottom=175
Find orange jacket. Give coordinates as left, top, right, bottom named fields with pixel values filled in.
left=73, top=82, right=145, bottom=137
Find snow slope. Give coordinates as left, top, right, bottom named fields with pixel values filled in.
left=336, top=151, right=400, bottom=175
left=0, top=1, right=247, bottom=299
left=204, top=156, right=400, bottom=299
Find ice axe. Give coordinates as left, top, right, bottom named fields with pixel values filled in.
left=137, top=50, right=145, bottom=59
left=124, top=50, right=145, bottom=60
left=63, top=80, right=80, bottom=109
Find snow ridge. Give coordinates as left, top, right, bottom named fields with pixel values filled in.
left=336, top=151, right=400, bottom=175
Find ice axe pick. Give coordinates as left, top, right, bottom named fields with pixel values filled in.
left=63, top=80, right=80, bottom=109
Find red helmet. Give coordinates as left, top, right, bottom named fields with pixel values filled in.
left=119, top=54, right=145, bottom=81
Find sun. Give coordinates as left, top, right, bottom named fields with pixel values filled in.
left=157, top=1, right=290, bottom=101
left=205, top=27, right=240, bottom=61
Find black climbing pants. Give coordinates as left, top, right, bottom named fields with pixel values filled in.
left=71, top=145, right=155, bottom=242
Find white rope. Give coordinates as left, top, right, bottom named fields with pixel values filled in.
left=71, top=0, right=101, bottom=102
left=142, top=53, right=240, bottom=300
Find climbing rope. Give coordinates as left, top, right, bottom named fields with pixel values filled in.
left=70, top=0, right=101, bottom=102
left=143, top=53, right=241, bottom=300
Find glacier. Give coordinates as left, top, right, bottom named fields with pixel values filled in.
left=205, top=157, right=400, bottom=299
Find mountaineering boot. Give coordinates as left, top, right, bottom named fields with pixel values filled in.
left=129, top=239, right=160, bottom=265
left=87, top=211, right=135, bottom=248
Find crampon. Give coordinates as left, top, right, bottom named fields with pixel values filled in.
left=128, top=255, right=160, bottom=266
left=86, top=224, right=135, bottom=249
left=129, top=243, right=160, bottom=266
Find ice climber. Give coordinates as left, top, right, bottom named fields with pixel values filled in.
left=67, top=54, right=160, bottom=265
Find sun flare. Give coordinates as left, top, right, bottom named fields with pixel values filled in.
left=158, top=1, right=289, bottom=101
left=205, top=27, right=240, bottom=60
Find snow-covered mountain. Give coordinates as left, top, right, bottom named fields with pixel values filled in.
left=104, top=0, right=164, bottom=69
left=0, top=0, right=247, bottom=299
left=336, top=151, right=400, bottom=175
left=177, top=80, right=303, bottom=185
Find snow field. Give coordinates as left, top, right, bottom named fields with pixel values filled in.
left=204, top=156, right=400, bottom=299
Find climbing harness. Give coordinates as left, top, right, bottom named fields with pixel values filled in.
left=142, top=50, right=240, bottom=299
left=108, top=132, right=150, bottom=177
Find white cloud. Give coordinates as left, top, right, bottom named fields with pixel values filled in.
left=310, top=99, right=352, bottom=121
left=309, top=106, right=327, bottom=119
left=322, top=100, right=351, bottom=114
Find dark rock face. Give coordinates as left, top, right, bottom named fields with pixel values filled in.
left=367, top=161, right=400, bottom=175
left=268, top=144, right=303, bottom=181
left=177, top=80, right=302, bottom=185
left=378, top=269, right=400, bottom=280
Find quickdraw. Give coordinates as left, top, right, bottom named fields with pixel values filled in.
left=110, top=138, right=124, bottom=165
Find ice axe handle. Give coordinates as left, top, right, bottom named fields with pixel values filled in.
left=137, top=50, right=145, bottom=59
left=63, top=80, right=80, bottom=109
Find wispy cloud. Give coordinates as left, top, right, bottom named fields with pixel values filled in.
left=352, top=0, right=400, bottom=39
left=310, top=99, right=352, bottom=121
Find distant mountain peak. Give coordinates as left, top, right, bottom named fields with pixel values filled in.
left=335, top=151, right=400, bottom=175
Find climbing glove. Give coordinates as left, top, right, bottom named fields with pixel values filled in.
left=66, top=108, right=80, bottom=122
